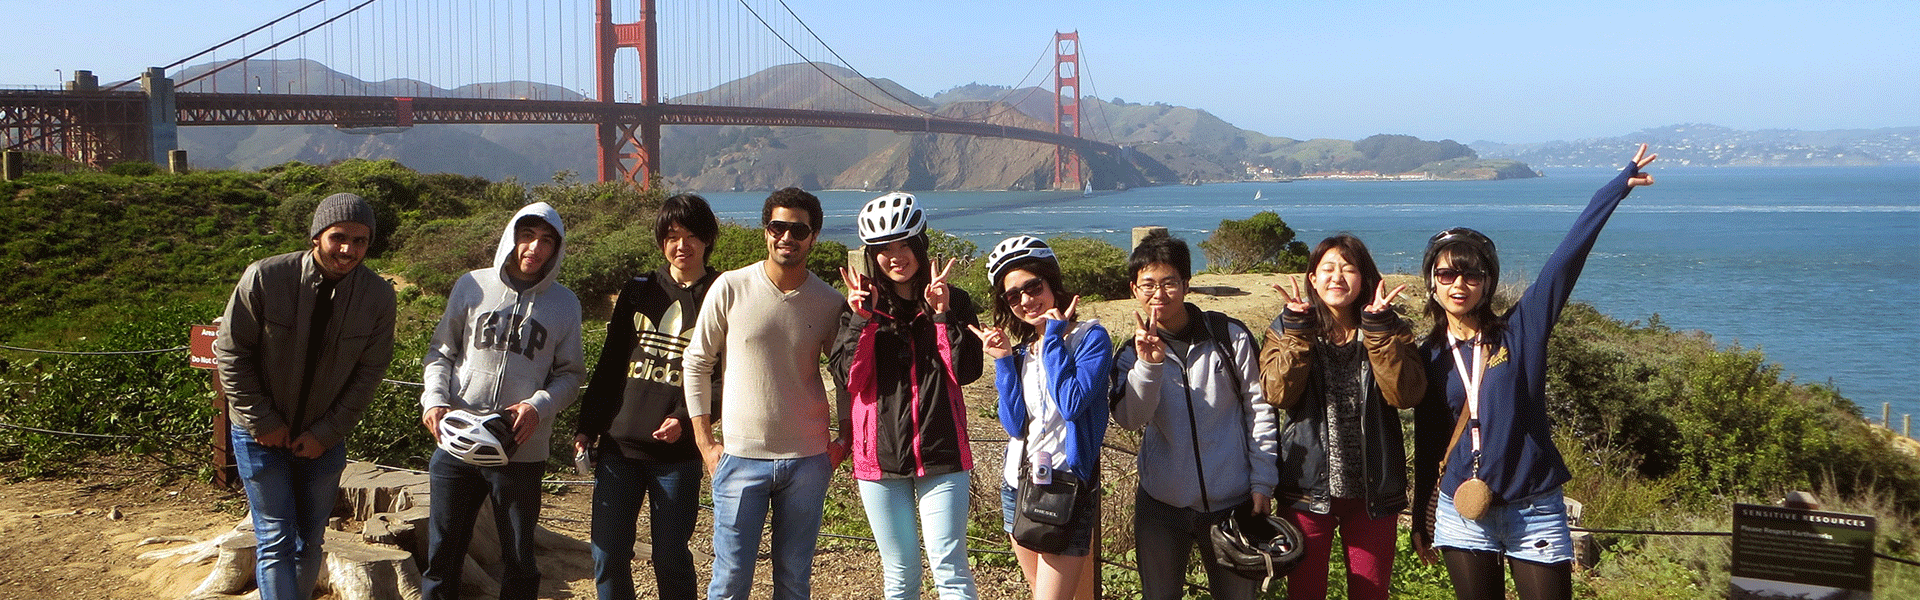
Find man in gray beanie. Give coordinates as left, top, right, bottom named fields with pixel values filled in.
left=215, top=192, right=396, bottom=600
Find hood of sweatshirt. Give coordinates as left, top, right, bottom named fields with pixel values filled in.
left=493, top=202, right=567, bottom=293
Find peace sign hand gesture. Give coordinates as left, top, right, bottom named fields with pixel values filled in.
left=1134, top=307, right=1165, bottom=364
left=1627, top=143, right=1658, bottom=188
left=1364, top=280, right=1410, bottom=314
left=1041, top=295, right=1080, bottom=325
left=924, top=258, right=958, bottom=314
left=967, top=324, right=1012, bottom=359
left=1270, top=275, right=1311, bottom=314
left=839, top=266, right=873, bottom=320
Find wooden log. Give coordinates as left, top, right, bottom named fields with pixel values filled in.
left=187, top=529, right=258, bottom=597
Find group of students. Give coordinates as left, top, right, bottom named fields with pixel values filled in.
left=214, top=146, right=1658, bottom=600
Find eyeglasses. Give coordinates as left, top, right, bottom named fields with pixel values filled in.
left=765, top=220, right=813, bottom=240
left=1002, top=278, right=1048, bottom=305
left=1134, top=278, right=1185, bottom=296
left=1432, top=268, right=1486, bottom=286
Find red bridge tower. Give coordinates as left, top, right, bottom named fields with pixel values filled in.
left=1053, top=31, right=1083, bottom=191
left=595, top=0, right=661, bottom=187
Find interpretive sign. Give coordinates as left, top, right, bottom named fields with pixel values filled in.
left=1730, top=502, right=1874, bottom=599
left=189, top=324, right=219, bottom=369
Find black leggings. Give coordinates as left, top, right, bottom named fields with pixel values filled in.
left=1442, top=548, right=1571, bottom=600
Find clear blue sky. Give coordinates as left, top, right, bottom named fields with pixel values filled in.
left=5, top=0, right=1915, bottom=143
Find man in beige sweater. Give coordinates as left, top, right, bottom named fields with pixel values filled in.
left=684, top=187, right=849, bottom=600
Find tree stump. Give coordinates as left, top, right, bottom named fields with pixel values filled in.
left=139, top=461, right=586, bottom=600
left=316, top=529, right=422, bottom=600
left=336, top=462, right=429, bottom=521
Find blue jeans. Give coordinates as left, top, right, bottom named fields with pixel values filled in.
left=591, top=453, right=703, bottom=600
left=231, top=425, right=348, bottom=600
left=1133, top=491, right=1255, bottom=600
left=707, top=453, right=832, bottom=600
left=857, top=471, right=978, bottom=600
left=422, top=449, right=547, bottom=600
left=1434, top=486, right=1574, bottom=565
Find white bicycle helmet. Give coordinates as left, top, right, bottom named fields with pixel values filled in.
left=985, top=235, right=1056, bottom=286
left=437, top=409, right=517, bottom=467
left=857, top=192, right=926, bottom=245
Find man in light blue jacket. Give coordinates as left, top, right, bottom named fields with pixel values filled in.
left=1111, top=232, right=1279, bottom=600
left=418, top=202, right=586, bottom=600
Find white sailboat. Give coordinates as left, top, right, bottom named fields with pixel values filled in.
left=1254, top=189, right=1264, bottom=201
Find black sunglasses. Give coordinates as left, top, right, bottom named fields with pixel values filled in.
left=1002, top=277, right=1048, bottom=304
left=1432, top=268, right=1486, bottom=286
left=765, top=220, right=813, bottom=240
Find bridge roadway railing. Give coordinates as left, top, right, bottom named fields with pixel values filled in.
left=1, top=88, right=1122, bottom=157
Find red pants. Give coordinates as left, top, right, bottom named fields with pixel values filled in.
left=1280, top=497, right=1396, bottom=600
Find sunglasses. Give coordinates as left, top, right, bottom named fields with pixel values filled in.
left=1432, top=268, right=1487, bottom=286
left=765, top=220, right=813, bottom=240
left=1002, top=277, right=1049, bottom=305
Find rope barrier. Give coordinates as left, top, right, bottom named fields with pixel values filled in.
left=1571, top=526, right=1730, bottom=537
left=9, top=341, right=1916, bottom=574
left=0, top=421, right=142, bottom=439
left=0, top=344, right=188, bottom=356
left=0, top=420, right=212, bottom=440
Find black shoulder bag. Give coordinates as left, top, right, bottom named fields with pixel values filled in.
left=1010, top=336, right=1088, bottom=554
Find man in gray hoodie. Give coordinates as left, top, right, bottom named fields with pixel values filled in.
left=216, top=192, right=396, bottom=600
left=418, top=202, right=586, bottom=600
left=1111, top=232, right=1279, bottom=600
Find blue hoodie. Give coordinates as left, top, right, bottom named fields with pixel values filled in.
left=421, top=202, right=586, bottom=463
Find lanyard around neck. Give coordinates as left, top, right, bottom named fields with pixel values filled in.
left=1449, top=334, right=1487, bottom=453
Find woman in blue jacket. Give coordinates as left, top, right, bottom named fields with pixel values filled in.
left=1411, top=145, right=1657, bottom=600
left=970, top=235, right=1111, bottom=600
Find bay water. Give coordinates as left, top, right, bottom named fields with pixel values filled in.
left=696, top=166, right=1920, bottom=422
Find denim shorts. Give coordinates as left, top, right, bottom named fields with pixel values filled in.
left=1000, top=481, right=1096, bottom=556
left=1433, top=485, right=1573, bottom=564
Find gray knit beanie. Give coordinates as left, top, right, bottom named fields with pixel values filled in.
left=309, top=193, right=377, bottom=239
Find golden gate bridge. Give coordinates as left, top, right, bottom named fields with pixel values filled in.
left=1, top=0, right=1141, bottom=189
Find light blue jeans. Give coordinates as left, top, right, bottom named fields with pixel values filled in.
left=857, top=471, right=978, bottom=600
left=707, top=453, right=833, bottom=600
left=231, top=426, right=347, bottom=600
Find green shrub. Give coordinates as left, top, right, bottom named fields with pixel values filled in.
left=1046, top=235, right=1129, bottom=302
left=105, top=161, right=161, bottom=177
left=0, top=302, right=221, bottom=478
left=1198, top=210, right=1309, bottom=274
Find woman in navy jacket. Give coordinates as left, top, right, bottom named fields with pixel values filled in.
left=1411, top=145, right=1657, bottom=600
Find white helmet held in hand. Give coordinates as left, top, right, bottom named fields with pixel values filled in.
left=985, top=235, right=1055, bottom=286
left=437, top=409, right=517, bottom=467
left=857, top=192, right=926, bottom=245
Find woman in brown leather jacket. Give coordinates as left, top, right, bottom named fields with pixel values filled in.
left=1260, top=233, right=1424, bottom=600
